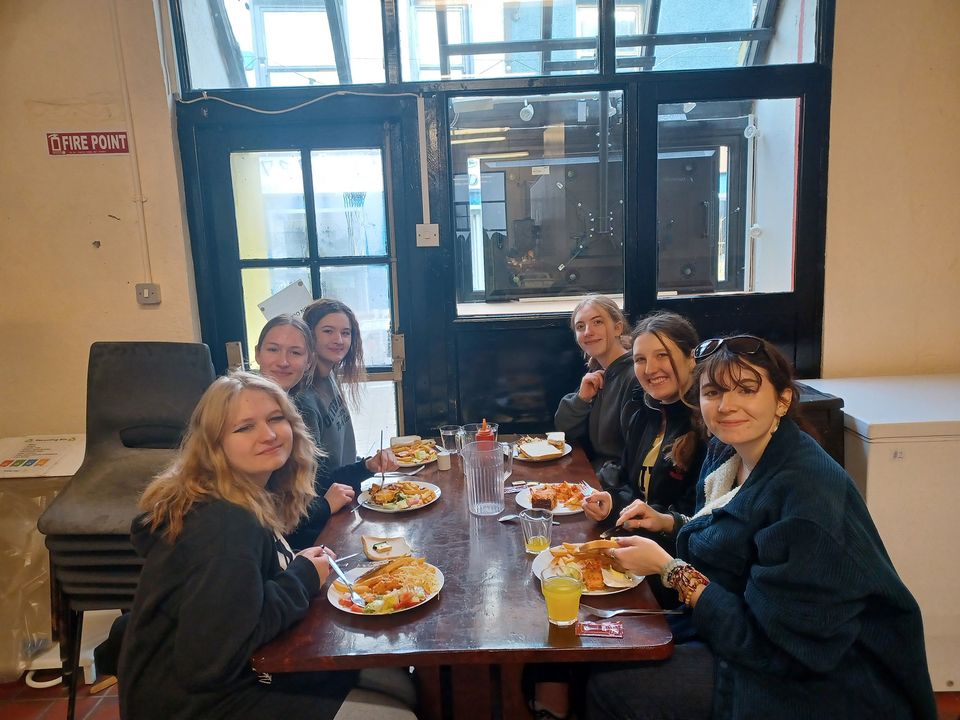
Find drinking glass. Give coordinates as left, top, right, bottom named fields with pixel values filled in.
left=439, top=424, right=463, bottom=454
left=519, top=508, right=552, bottom=555
left=540, top=567, right=583, bottom=627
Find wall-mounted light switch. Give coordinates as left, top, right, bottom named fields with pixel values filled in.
left=415, top=223, right=440, bottom=247
left=136, top=283, right=161, bottom=305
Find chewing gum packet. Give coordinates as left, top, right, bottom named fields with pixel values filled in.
left=576, top=620, right=623, bottom=638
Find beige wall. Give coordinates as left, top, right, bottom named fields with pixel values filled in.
left=822, top=0, right=960, bottom=376
left=0, top=0, right=199, bottom=437
left=1, top=0, right=958, bottom=437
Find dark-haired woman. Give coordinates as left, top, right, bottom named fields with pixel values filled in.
left=584, top=311, right=703, bottom=529
left=254, top=314, right=394, bottom=550
left=586, top=336, right=936, bottom=720
left=302, top=299, right=397, bottom=476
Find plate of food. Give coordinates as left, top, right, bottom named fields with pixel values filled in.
left=390, top=436, right=440, bottom=467
left=516, top=481, right=592, bottom=515
left=514, top=432, right=571, bottom=462
left=531, top=540, right=642, bottom=596
left=328, top=557, right=444, bottom=615
left=359, top=480, right=441, bottom=513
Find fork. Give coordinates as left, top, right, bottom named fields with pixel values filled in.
left=580, top=603, right=685, bottom=618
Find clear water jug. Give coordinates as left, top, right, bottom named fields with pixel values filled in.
left=461, top=440, right=513, bottom=516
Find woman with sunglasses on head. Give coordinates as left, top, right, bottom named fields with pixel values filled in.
left=555, top=295, right=638, bottom=471
left=118, top=372, right=356, bottom=719
left=586, top=336, right=935, bottom=720
left=254, top=314, right=388, bottom=550
left=583, top=311, right=703, bottom=532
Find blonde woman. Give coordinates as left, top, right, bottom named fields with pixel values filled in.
left=118, top=372, right=355, bottom=720
left=555, top=294, right=637, bottom=470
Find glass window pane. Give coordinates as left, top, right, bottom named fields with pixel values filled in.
left=656, top=98, right=798, bottom=297
left=311, top=149, right=388, bottom=257
left=615, top=0, right=818, bottom=73
left=352, top=380, right=399, bottom=456
left=232, top=152, right=308, bottom=260
left=181, top=0, right=385, bottom=89
left=241, top=268, right=312, bottom=358
left=318, top=265, right=393, bottom=367
left=449, top=91, right=624, bottom=315
left=400, top=1, right=598, bottom=82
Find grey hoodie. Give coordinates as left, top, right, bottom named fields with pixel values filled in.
left=554, top=352, right=638, bottom=470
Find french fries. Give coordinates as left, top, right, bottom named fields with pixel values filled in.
left=368, top=480, right=436, bottom=510
left=392, top=438, right=438, bottom=465
left=332, top=557, right=440, bottom=614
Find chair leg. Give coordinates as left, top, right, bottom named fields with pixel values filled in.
left=66, top=609, right=84, bottom=720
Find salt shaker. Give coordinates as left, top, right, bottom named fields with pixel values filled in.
left=436, top=450, right=452, bottom=471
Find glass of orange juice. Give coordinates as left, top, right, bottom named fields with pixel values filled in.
left=520, top=508, right=552, bottom=555
left=540, top=567, right=583, bottom=626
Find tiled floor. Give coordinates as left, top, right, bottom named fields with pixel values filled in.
left=0, top=673, right=957, bottom=720
left=0, top=672, right=118, bottom=720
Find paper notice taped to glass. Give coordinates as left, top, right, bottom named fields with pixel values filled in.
left=258, top=280, right=313, bottom=320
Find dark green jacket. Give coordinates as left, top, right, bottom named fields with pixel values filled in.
left=679, top=419, right=936, bottom=719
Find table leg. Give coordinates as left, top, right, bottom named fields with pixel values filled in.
left=415, top=666, right=444, bottom=720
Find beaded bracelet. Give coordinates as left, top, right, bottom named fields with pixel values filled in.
left=661, top=559, right=710, bottom=606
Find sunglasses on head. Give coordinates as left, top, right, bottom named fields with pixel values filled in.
left=694, top=335, right=765, bottom=361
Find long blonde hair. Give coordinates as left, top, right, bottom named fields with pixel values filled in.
left=139, top=371, right=318, bottom=542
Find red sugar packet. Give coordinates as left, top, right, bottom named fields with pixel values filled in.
left=576, top=620, right=623, bottom=638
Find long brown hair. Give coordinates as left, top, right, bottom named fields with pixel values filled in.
left=569, top=294, right=628, bottom=371
left=139, top=372, right=318, bottom=542
left=303, top=298, right=365, bottom=410
left=690, top=335, right=811, bottom=433
left=630, top=311, right=702, bottom=472
left=255, top=314, right=316, bottom=395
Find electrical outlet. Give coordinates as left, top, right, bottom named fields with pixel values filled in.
left=415, top=223, right=440, bottom=247
left=136, top=283, right=161, bottom=305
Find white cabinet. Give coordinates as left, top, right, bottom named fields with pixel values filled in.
left=802, top=375, right=960, bottom=691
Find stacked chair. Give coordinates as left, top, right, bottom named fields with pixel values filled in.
left=38, top=342, right=215, bottom=720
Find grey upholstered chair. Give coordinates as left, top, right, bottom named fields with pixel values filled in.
left=38, top=341, right=215, bottom=720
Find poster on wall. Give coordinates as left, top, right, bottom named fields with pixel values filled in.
left=0, top=435, right=86, bottom=478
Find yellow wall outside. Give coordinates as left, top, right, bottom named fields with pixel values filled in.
left=1, top=0, right=958, bottom=437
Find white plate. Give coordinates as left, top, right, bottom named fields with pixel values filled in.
left=531, top=546, right=643, bottom=596
left=514, top=442, right=573, bottom=463
left=359, top=481, right=442, bottom=513
left=396, top=455, right=438, bottom=468
left=327, top=563, right=444, bottom=615
left=515, top=482, right=593, bottom=515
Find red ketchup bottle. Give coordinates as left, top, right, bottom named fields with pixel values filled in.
left=475, top=418, right=495, bottom=449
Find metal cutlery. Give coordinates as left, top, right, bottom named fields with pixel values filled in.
left=381, top=466, right=423, bottom=477
left=580, top=603, right=684, bottom=618
left=599, top=526, right=632, bottom=539
left=326, top=555, right=366, bottom=608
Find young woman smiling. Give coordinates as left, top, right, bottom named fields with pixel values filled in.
left=586, top=336, right=936, bottom=720
left=254, top=315, right=389, bottom=550
left=118, top=372, right=356, bottom=720
left=555, top=295, right=638, bottom=470
left=584, top=311, right=702, bottom=528
left=302, top=299, right=398, bottom=481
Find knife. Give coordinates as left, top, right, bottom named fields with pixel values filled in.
left=327, top=555, right=366, bottom=608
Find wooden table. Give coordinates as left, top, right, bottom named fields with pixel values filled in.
left=253, top=446, right=673, bottom=720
